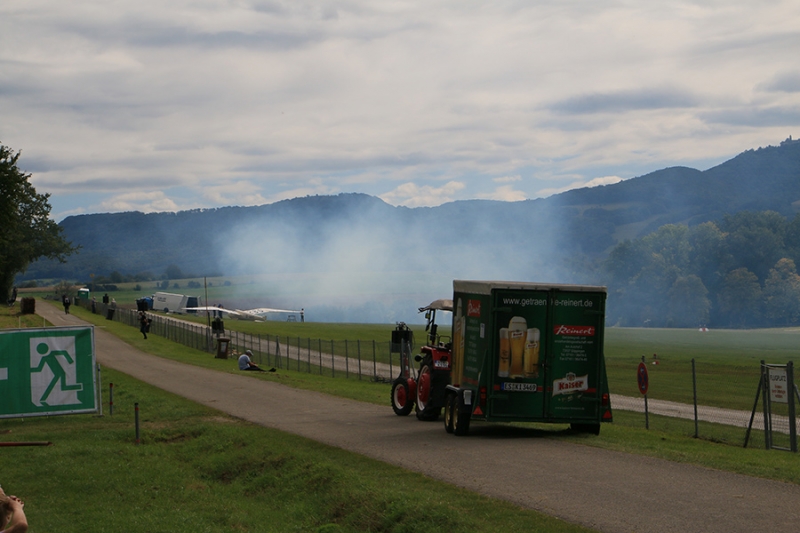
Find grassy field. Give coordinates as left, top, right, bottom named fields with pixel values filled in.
left=0, top=368, right=594, bottom=533
left=35, top=299, right=800, bottom=483
left=4, top=298, right=800, bottom=533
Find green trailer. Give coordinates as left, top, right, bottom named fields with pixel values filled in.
left=443, top=280, right=613, bottom=436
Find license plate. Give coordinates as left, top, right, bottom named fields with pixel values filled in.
left=501, top=382, right=538, bottom=392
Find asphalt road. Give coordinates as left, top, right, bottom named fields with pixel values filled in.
left=38, top=302, right=800, bottom=533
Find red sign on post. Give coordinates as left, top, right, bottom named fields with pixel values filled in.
left=637, top=362, right=649, bottom=395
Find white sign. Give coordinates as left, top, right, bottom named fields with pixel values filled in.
left=768, top=366, right=789, bottom=404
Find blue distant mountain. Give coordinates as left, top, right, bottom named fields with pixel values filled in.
left=26, top=137, right=800, bottom=285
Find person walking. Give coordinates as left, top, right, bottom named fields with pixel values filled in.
left=138, top=311, right=150, bottom=339
left=62, top=295, right=71, bottom=314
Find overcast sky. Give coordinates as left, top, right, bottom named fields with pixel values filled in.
left=2, top=0, right=799, bottom=221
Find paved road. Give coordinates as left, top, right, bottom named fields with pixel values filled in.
left=38, top=302, right=800, bottom=533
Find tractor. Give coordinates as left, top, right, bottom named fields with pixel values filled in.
left=390, top=299, right=453, bottom=421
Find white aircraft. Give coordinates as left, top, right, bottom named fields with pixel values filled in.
left=182, top=306, right=303, bottom=321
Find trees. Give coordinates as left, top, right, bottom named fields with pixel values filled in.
left=0, top=144, right=77, bottom=300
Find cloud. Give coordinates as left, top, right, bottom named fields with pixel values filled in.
left=493, top=175, right=522, bottom=184
left=1, top=0, right=799, bottom=218
left=476, top=185, right=527, bottom=202
left=759, top=72, right=800, bottom=93
left=380, top=181, right=466, bottom=207
left=536, top=176, right=624, bottom=198
left=551, top=87, right=700, bottom=115
left=700, top=106, right=800, bottom=127
left=96, top=191, right=183, bottom=213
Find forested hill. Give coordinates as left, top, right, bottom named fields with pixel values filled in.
left=25, top=138, right=800, bottom=314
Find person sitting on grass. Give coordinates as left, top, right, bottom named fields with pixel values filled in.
left=238, top=350, right=274, bottom=372
left=0, top=488, right=28, bottom=533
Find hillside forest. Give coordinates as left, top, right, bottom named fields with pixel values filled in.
left=603, top=210, right=800, bottom=328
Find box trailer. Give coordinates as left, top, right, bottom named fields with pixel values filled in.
left=152, top=292, right=201, bottom=314
left=390, top=280, right=613, bottom=436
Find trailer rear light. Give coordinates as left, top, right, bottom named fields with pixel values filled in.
left=603, top=409, right=613, bottom=420
left=601, top=393, right=609, bottom=406
left=479, top=386, right=487, bottom=408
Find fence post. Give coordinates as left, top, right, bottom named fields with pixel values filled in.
left=373, top=340, right=378, bottom=380
left=345, top=340, right=349, bottom=378
left=135, top=403, right=140, bottom=445
left=788, top=361, right=797, bottom=453
left=761, top=361, right=771, bottom=450
left=318, top=339, right=323, bottom=374
left=330, top=340, right=335, bottom=378
left=307, top=338, right=311, bottom=373
left=692, top=358, right=698, bottom=439
left=358, top=340, right=362, bottom=380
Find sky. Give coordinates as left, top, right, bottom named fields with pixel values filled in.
left=2, top=0, right=799, bottom=222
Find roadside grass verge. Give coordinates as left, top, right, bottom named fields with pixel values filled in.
left=29, top=300, right=800, bottom=487
left=0, top=368, right=593, bottom=533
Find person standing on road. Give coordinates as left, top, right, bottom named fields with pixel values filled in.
left=0, top=488, right=29, bottom=533
left=62, top=295, right=71, bottom=314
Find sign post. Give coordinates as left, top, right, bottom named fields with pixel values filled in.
left=0, top=326, right=97, bottom=418
left=638, top=357, right=649, bottom=429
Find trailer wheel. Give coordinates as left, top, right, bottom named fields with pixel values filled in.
left=570, top=423, right=601, bottom=435
left=444, top=393, right=456, bottom=433
left=415, top=364, right=440, bottom=421
left=453, top=393, right=471, bottom=436
left=391, top=379, right=413, bottom=416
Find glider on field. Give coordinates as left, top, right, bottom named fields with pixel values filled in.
left=183, top=306, right=302, bottom=320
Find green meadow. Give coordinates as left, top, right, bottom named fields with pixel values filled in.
left=3, top=296, right=800, bottom=532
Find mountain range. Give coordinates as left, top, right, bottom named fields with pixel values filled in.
left=26, top=137, right=800, bottom=293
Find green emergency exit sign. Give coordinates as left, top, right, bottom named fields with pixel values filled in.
left=0, top=326, right=97, bottom=418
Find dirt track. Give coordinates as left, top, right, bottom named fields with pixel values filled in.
left=38, top=302, right=800, bottom=533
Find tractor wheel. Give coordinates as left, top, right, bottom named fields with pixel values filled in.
left=391, top=379, right=413, bottom=416
left=453, top=392, right=471, bottom=436
left=415, top=364, right=441, bottom=421
left=444, top=393, right=456, bottom=434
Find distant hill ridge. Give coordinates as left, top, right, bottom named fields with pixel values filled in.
left=26, top=138, right=800, bottom=283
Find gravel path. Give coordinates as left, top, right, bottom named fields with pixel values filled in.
left=38, top=303, right=800, bottom=533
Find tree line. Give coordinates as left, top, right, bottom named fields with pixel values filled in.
left=603, top=210, right=800, bottom=328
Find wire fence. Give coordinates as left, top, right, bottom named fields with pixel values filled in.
left=610, top=357, right=800, bottom=449
left=76, top=299, right=400, bottom=382
left=74, top=297, right=800, bottom=449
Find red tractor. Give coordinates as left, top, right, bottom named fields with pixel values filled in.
left=390, top=299, right=453, bottom=421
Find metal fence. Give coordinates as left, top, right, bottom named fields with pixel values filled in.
left=77, top=299, right=400, bottom=382
left=74, top=298, right=800, bottom=449
left=611, top=357, right=800, bottom=450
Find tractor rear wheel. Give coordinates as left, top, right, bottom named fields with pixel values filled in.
left=391, top=379, right=413, bottom=416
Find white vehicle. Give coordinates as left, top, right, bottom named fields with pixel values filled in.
left=153, top=292, right=201, bottom=314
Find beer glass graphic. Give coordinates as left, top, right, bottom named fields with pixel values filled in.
left=524, top=328, right=541, bottom=378
left=508, top=316, right=527, bottom=377
left=498, top=328, right=510, bottom=377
